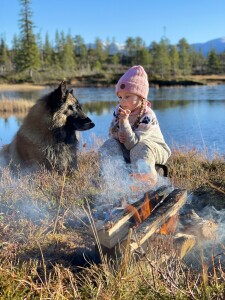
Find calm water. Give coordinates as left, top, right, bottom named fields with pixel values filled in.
left=0, top=85, right=225, bottom=156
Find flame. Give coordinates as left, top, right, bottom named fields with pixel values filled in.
left=140, top=193, right=151, bottom=221
left=159, top=213, right=179, bottom=235
left=126, top=193, right=152, bottom=226
left=126, top=204, right=142, bottom=225
left=125, top=192, right=179, bottom=235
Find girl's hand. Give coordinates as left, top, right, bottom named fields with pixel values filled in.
left=118, top=107, right=131, bottom=121
left=118, top=131, right=126, bottom=143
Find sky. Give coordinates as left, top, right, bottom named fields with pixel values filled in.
left=1, top=0, right=225, bottom=48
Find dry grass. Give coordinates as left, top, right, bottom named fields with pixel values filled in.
left=0, top=83, right=46, bottom=91
left=0, top=148, right=225, bottom=298
left=0, top=98, right=35, bottom=114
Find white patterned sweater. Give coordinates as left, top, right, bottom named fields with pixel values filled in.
left=109, top=101, right=171, bottom=156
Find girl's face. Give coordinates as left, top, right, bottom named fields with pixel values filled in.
left=118, top=91, right=143, bottom=112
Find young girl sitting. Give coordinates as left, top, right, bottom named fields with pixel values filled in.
left=99, top=65, right=171, bottom=188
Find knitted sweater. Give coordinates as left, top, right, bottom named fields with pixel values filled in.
left=109, top=101, right=171, bottom=156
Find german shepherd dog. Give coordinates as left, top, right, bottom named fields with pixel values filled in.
left=0, top=80, right=95, bottom=172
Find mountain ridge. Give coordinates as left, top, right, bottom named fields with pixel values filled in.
left=87, top=37, right=225, bottom=56
left=191, top=37, right=225, bottom=56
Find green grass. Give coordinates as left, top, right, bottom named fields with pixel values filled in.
left=0, top=148, right=225, bottom=299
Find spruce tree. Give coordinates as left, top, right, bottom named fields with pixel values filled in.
left=43, top=33, right=53, bottom=68
left=61, top=34, right=76, bottom=71
left=177, top=38, right=191, bottom=76
left=74, top=35, right=87, bottom=68
left=207, top=49, right=220, bottom=74
left=0, top=36, right=12, bottom=73
left=169, top=45, right=180, bottom=76
left=16, top=0, right=41, bottom=73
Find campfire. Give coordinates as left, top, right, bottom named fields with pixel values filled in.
left=88, top=185, right=218, bottom=260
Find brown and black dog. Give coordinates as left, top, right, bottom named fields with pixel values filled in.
left=0, top=80, right=95, bottom=172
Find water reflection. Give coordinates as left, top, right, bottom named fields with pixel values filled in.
left=0, top=86, right=225, bottom=155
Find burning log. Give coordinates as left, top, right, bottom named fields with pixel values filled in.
left=89, top=187, right=188, bottom=252
left=129, top=189, right=187, bottom=252
left=89, top=185, right=174, bottom=249
left=159, top=213, right=179, bottom=235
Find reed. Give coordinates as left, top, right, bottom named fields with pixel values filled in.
left=0, top=83, right=46, bottom=91
left=0, top=98, right=34, bottom=114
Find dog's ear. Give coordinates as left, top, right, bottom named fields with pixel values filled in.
left=54, top=80, right=67, bottom=98
left=46, top=80, right=68, bottom=111
left=60, top=79, right=67, bottom=97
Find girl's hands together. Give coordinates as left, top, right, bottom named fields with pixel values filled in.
left=118, top=107, right=130, bottom=143
left=118, top=107, right=131, bottom=121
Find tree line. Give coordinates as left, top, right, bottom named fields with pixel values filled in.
left=0, top=0, right=224, bottom=82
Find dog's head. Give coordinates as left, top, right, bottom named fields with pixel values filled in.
left=47, top=80, right=95, bottom=131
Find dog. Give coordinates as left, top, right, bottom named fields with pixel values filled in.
left=0, top=80, right=95, bottom=172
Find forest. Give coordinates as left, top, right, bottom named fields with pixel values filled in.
left=0, top=0, right=224, bottom=84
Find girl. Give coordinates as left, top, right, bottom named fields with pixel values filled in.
left=99, top=65, right=171, bottom=187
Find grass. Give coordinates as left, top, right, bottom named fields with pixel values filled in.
left=0, top=83, right=46, bottom=91
left=0, top=147, right=225, bottom=299
left=0, top=98, right=34, bottom=114
left=1, top=73, right=225, bottom=88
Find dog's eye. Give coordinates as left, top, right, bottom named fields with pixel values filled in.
left=68, top=105, right=73, bottom=111
left=76, top=103, right=82, bottom=109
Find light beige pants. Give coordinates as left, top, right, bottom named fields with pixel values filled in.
left=99, top=138, right=169, bottom=175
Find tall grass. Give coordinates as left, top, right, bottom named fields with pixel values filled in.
left=0, top=98, right=34, bottom=114
left=0, top=148, right=224, bottom=298
left=0, top=83, right=46, bottom=91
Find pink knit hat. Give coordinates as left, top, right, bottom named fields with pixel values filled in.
left=115, top=65, right=149, bottom=99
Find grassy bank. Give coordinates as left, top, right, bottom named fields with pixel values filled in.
left=1, top=73, right=225, bottom=88
left=0, top=99, right=34, bottom=113
left=0, top=83, right=46, bottom=91
left=0, top=147, right=224, bottom=299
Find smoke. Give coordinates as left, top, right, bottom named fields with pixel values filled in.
left=0, top=154, right=7, bottom=168
left=200, top=205, right=225, bottom=243
left=99, top=155, right=133, bottom=205
left=95, top=155, right=171, bottom=215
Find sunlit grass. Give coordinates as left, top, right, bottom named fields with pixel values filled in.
left=0, top=83, right=46, bottom=91
left=0, top=145, right=224, bottom=298
left=0, top=98, right=34, bottom=115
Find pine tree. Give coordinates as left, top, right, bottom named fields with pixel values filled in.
left=169, top=45, right=180, bottom=76
left=16, top=0, right=41, bottom=72
left=0, top=36, right=12, bottom=73
left=43, top=33, right=53, bottom=68
left=177, top=38, right=191, bottom=76
left=74, top=35, right=87, bottom=68
left=61, top=34, right=76, bottom=71
left=95, top=37, right=105, bottom=63
left=125, top=37, right=136, bottom=64
left=150, top=39, right=171, bottom=79
left=207, top=49, right=220, bottom=74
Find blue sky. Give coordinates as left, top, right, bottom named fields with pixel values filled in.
left=1, top=0, right=225, bottom=48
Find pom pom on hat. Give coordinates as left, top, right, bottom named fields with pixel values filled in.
left=115, top=65, right=149, bottom=99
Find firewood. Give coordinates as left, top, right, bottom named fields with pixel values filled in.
left=125, top=204, right=142, bottom=225
left=89, top=185, right=174, bottom=249
left=179, top=209, right=218, bottom=240
left=130, top=189, right=187, bottom=251
left=159, top=213, right=179, bottom=235
left=173, top=233, right=196, bottom=259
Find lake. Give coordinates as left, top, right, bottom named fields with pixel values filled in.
left=0, top=85, right=225, bottom=157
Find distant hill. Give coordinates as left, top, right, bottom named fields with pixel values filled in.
left=86, top=41, right=125, bottom=55
left=87, top=37, right=225, bottom=56
left=191, top=37, right=225, bottom=56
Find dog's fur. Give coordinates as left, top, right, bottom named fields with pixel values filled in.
left=0, top=81, right=95, bottom=172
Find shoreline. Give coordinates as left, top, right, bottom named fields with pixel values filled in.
left=1, top=75, right=225, bottom=90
